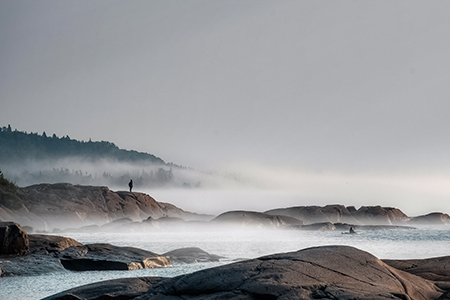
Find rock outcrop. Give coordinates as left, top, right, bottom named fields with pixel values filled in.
left=163, top=247, right=223, bottom=264
left=0, top=221, right=29, bottom=255
left=29, top=234, right=83, bottom=254
left=408, top=212, right=450, bottom=225
left=266, top=204, right=410, bottom=225
left=265, top=204, right=360, bottom=224
left=211, top=210, right=303, bottom=228
left=0, top=229, right=221, bottom=277
left=43, top=245, right=446, bottom=300
left=352, top=205, right=409, bottom=225
left=384, top=256, right=450, bottom=282
left=59, top=243, right=171, bottom=271
left=0, top=183, right=212, bottom=231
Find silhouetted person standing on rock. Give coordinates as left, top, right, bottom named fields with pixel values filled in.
left=128, top=179, right=133, bottom=192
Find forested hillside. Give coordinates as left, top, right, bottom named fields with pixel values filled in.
left=0, top=124, right=165, bottom=164
left=0, top=125, right=195, bottom=188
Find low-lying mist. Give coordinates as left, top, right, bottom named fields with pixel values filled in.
left=1, top=157, right=247, bottom=190
left=3, top=157, right=450, bottom=218
left=149, top=163, right=450, bottom=217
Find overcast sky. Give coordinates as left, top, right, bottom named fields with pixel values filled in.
left=2, top=1, right=450, bottom=215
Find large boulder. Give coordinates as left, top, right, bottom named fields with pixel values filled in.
left=211, top=210, right=303, bottom=228
left=58, top=243, right=171, bottom=271
left=29, top=234, right=83, bottom=254
left=43, top=277, right=166, bottom=300
left=0, top=221, right=29, bottom=255
left=384, top=256, right=450, bottom=282
left=351, top=206, right=408, bottom=225
left=164, top=247, right=223, bottom=263
left=43, top=246, right=444, bottom=300
left=408, top=212, right=450, bottom=225
left=0, top=233, right=78, bottom=276
left=265, top=205, right=359, bottom=224
left=0, top=183, right=213, bottom=231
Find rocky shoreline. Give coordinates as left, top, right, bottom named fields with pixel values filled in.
left=2, top=221, right=450, bottom=299
left=0, top=222, right=222, bottom=277
left=2, top=183, right=450, bottom=299
left=1, top=183, right=449, bottom=234
left=42, top=245, right=450, bottom=300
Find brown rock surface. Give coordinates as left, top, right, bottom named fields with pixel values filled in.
left=43, top=246, right=445, bottom=300
left=352, top=205, right=408, bottom=225
left=384, top=256, right=450, bottom=282
left=408, top=212, right=450, bottom=225
left=43, top=277, right=165, bottom=300
left=58, top=243, right=172, bottom=271
left=0, top=221, right=29, bottom=255
left=0, top=183, right=212, bottom=231
left=266, top=205, right=410, bottom=225
left=163, top=247, right=223, bottom=263
left=266, top=204, right=358, bottom=224
left=211, top=210, right=303, bottom=228
left=29, top=234, right=83, bottom=254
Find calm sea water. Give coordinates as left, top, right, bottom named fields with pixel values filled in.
left=1, top=225, right=449, bottom=300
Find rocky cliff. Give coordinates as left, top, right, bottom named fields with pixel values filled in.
left=0, top=183, right=212, bottom=231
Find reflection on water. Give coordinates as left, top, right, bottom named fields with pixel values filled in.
left=1, top=225, right=449, bottom=300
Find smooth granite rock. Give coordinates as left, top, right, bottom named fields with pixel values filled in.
left=384, top=256, right=450, bottom=282
left=211, top=210, right=303, bottom=228
left=408, top=212, right=450, bottom=225
left=43, top=277, right=165, bottom=300
left=1, top=232, right=222, bottom=276
left=29, top=234, right=83, bottom=254
left=0, top=183, right=213, bottom=231
left=0, top=221, right=29, bottom=255
left=351, top=205, right=408, bottom=225
left=266, top=205, right=410, bottom=225
left=266, top=204, right=359, bottom=225
left=163, top=247, right=223, bottom=263
left=58, top=243, right=171, bottom=271
left=42, top=245, right=445, bottom=300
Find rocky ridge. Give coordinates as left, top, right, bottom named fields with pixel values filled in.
left=1, top=183, right=449, bottom=234
left=0, top=183, right=212, bottom=231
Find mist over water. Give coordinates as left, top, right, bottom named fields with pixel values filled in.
left=1, top=226, right=449, bottom=300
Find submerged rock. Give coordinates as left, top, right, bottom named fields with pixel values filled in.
left=164, top=247, right=223, bottom=263
left=43, top=245, right=444, bottom=300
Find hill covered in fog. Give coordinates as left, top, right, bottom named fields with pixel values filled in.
left=0, top=125, right=216, bottom=188
left=0, top=124, right=165, bottom=164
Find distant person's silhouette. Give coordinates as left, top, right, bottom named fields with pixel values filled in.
left=128, top=179, right=133, bottom=192
left=349, top=227, right=356, bottom=234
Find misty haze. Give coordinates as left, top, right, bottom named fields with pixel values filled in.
left=1, top=1, right=450, bottom=300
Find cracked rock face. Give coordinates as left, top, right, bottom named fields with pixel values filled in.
left=43, top=245, right=444, bottom=300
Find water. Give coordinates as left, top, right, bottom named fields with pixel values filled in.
left=1, top=225, right=449, bottom=300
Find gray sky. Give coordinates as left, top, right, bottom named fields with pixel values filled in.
left=2, top=1, right=450, bottom=215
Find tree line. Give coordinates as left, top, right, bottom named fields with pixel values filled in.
left=0, top=125, right=199, bottom=189
left=0, top=125, right=165, bottom=164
